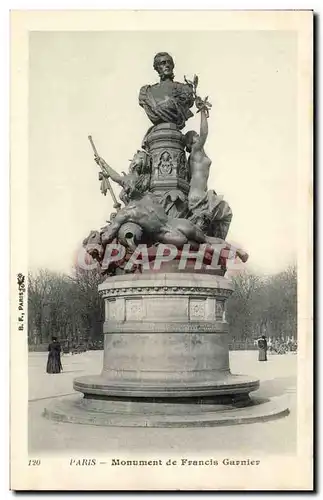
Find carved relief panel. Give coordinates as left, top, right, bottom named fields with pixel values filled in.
left=158, top=151, right=173, bottom=176
left=189, top=299, right=206, bottom=320
left=106, top=298, right=125, bottom=322
left=126, top=298, right=144, bottom=321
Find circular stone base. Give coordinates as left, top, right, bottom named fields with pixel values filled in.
left=43, top=394, right=290, bottom=428
left=73, top=373, right=259, bottom=399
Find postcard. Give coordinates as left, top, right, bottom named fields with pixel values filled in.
left=10, top=10, right=313, bottom=491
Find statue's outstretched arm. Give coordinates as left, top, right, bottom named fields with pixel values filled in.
left=194, top=95, right=211, bottom=148
left=96, top=157, right=125, bottom=187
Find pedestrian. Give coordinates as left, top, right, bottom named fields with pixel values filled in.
left=46, top=336, right=63, bottom=374
left=257, top=335, right=268, bottom=362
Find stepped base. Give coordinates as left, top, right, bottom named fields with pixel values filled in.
left=43, top=394, right=290, bottom=428
left=73, top=372, right=259, bottom=399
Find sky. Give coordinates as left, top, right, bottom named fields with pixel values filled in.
left=28, top=30, right=298, bottom=275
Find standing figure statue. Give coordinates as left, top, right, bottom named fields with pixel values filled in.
left=186, top=96, right=212, bottom=209
left=185, top=96, right=233, bottom=240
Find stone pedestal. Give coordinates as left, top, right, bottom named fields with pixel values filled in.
left=73, top=273, right=259, bottom=400
left=44, top=270, right=291, bottom=427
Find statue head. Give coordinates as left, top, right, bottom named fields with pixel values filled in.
left=184, top=130, right=199, bottom=152
left=129, top=150, right=151, bottom=175
left=153, top=52, right=175, bottom=81
left=117, top=222, right=143, bottom=250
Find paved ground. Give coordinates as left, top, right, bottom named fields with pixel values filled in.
left=29, top=350, right=297, bottom=455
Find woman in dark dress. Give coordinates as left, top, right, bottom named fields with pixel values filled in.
left=46, top=336, right=63, bottom=374
left=258, top=335, right=268, bottom=362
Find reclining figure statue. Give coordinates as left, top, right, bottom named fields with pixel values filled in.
left=83, top=150, right=248, bottom=272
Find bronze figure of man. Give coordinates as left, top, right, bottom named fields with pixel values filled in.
left=139, top=52, right=195, bottom=130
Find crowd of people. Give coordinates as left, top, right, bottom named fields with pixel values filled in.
left=267, top=337, right=297, bottom=355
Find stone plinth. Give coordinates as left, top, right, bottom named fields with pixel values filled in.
left=73, top=273, right=259, bottom=400
left=44, top=394, right=290, bottom=428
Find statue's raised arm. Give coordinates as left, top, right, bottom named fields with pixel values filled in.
left=195, top=95, right=212, bottom=148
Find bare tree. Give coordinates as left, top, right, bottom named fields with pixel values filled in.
left=28, top=267, right=104, bottom=346
left=227, top=265, right=297, bottom=341
left=28, top=264, right=297, bottom=348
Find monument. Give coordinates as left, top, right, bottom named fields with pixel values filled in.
left=44, top=52, right=289, bottom=426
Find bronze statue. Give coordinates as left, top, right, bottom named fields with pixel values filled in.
left=84, top=149, right=248, bottom=270
left=92, top=152, right=205, bottom=247
left=139, top=52, right=195, bottom=130
left=84, top=54, right=248, bottom=275
left=96, top=150, right=152, bottom=206
left=185, top=96, right=232, bottom=240
left=185, top=96, right=212, bottom=210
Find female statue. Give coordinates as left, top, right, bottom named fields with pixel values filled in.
left=185, top=96, right=233, bottom=240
